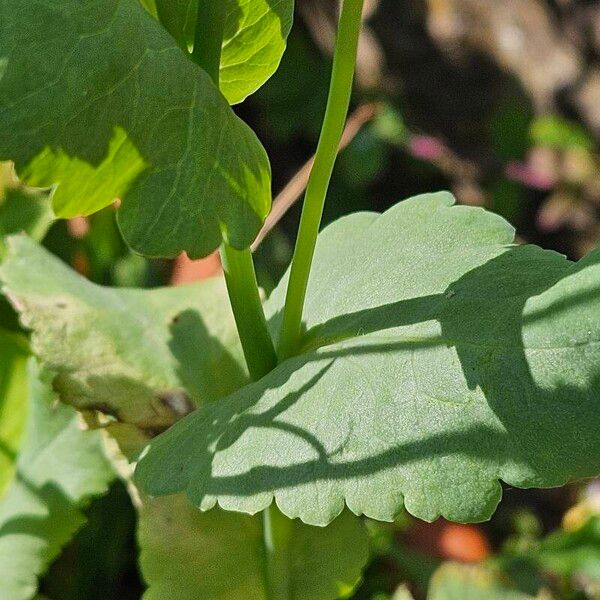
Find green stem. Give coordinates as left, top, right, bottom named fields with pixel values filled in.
left=190, top=3, right=282, bottom=598
left=190, top=1, right=277, bottom=381
left=277, top=0, right=365, bottom=360
left=219, top=251, right=280, bottom=598
left=191, top=1, right=226, bottom=85
left=220, top=244, right=277, bottom=381
left=262, top=505, right=294, bottom=600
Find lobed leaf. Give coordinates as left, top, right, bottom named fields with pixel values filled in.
left=151, top=0, right=294, bottom=104
left=136, top=193, right=600, bottom=526
left=0, top=362, right=114, bottom=600
left=0, top=0, right=271, bottom=258
left=0, top=236, right=370, bottom=600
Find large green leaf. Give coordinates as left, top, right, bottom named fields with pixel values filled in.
left=0, top=234, right=248, bottom=442
left=139, top=496, right=368, bottom=600
left=0, top=235, right=370, bottom=600
left=0, top=0, right=271, bottom=258
left=152, top=0, right=294, bottom=104
left=136, top=192, right=600, bottom=526
left=0, top=362, right=114, bottom=600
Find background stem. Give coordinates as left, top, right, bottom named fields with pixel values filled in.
left=219, top=244, right=277, bottom=380
left=192, top=1, right=226, bottom=85
left=189, top=0, right=277, bottom=382
left=190, top=4, right=281, bottom=597
left=277, top=0, right=366, bottom=360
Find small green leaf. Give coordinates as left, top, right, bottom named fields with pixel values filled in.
left=0, top=0, right=271, bottom=258
left=220, top=0, right=294, bottom=104
left=139, top=496, right=368, bottom=600
left=428, top=563, right=534, bottom=600
left=136, top=193, right=600, bottom=526
left=531, top=115, right=594, bottom=151
left=0, top=361, right=114, bottom=600
left=517, top=515, right=600, bottom=586
left=539, top=517, right=600, bottom=583
left=0, top=164, right=54, bottom=260
left=152, top=0, right=294, bottom=104
left=0, top=328, right=29, bottom=495
left=0, top=235, right=248, bottom=441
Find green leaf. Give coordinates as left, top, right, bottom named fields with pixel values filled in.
left=0, top=0, right=271, bottom=258
left=139, top=496, right=368, bottom=600
left=530, top=115, right=594, bottom=151
left=428, top=563, right=534, bottom=600
left=0, top=235, right=248, bottom=443
left=136, top=192, right=600, bottom=526
left=0, top=236, right=369, bottom=600
left=0, top=164, right=54, bottom=260
left=499, top=515, right=600, bottom=588
left=536, top=516, right=600, bottom=584
left=0, top=361, right=114, bottom=600
left=0, top=329, right=29, bottom=495
left=152, top=0, right=294, bottom=104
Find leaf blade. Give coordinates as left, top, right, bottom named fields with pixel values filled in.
left=136, top=193, right=600, bottom=526
left=0, top=362, right=115, bottom=600
left=0, top=234, right=248, bottom=438
left=138, top=497, right=368, bottom=600
left=0, top=0, right=271, bottom=258
left=152, top=0, right=294, bottom=104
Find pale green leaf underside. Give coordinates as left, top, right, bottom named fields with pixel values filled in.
left=139, top=497, right=367, bottom=600
left=0, top=362, right=114, bottom=600
left=152, top=0, right=294, bottom=104
left=0, top=235, right=248, bottom=441
left=0, top=0, right=271, bottom=258
left=136, top=193, right=600, bottom=526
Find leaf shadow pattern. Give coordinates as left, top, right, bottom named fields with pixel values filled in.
left=0, top=359, right=114, bottom=596
left=137, top=244, right=600, bottom=526
left=38, top=306, right=250, bottom=458
left=0, top=472, right=93, bottom=598
left=168, top=308, right=249, bottom=409
left=0, top=474, right=84, bottom=539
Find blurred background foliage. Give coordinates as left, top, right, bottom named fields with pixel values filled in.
left=1, top=0, right=599, bottom=598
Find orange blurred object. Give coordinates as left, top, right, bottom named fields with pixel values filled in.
left=67, top=216, right=90, bottom=239
left=406, top=519, right=491, bottom=563
left=171, top=251, right=222, bottom=285
left=71, top=250, right=90, bottom=278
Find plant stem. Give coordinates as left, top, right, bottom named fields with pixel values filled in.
left=277, top=0, right=365, bottom=360
left=191, top=1, right=226, bottom=85
left=220, top=244, right=278, bottom=380
left=261, top=505, right=294, bottom=600
left=189, top=1, right=277, bottom=382
left=188, top=3, right=287, bottom=598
